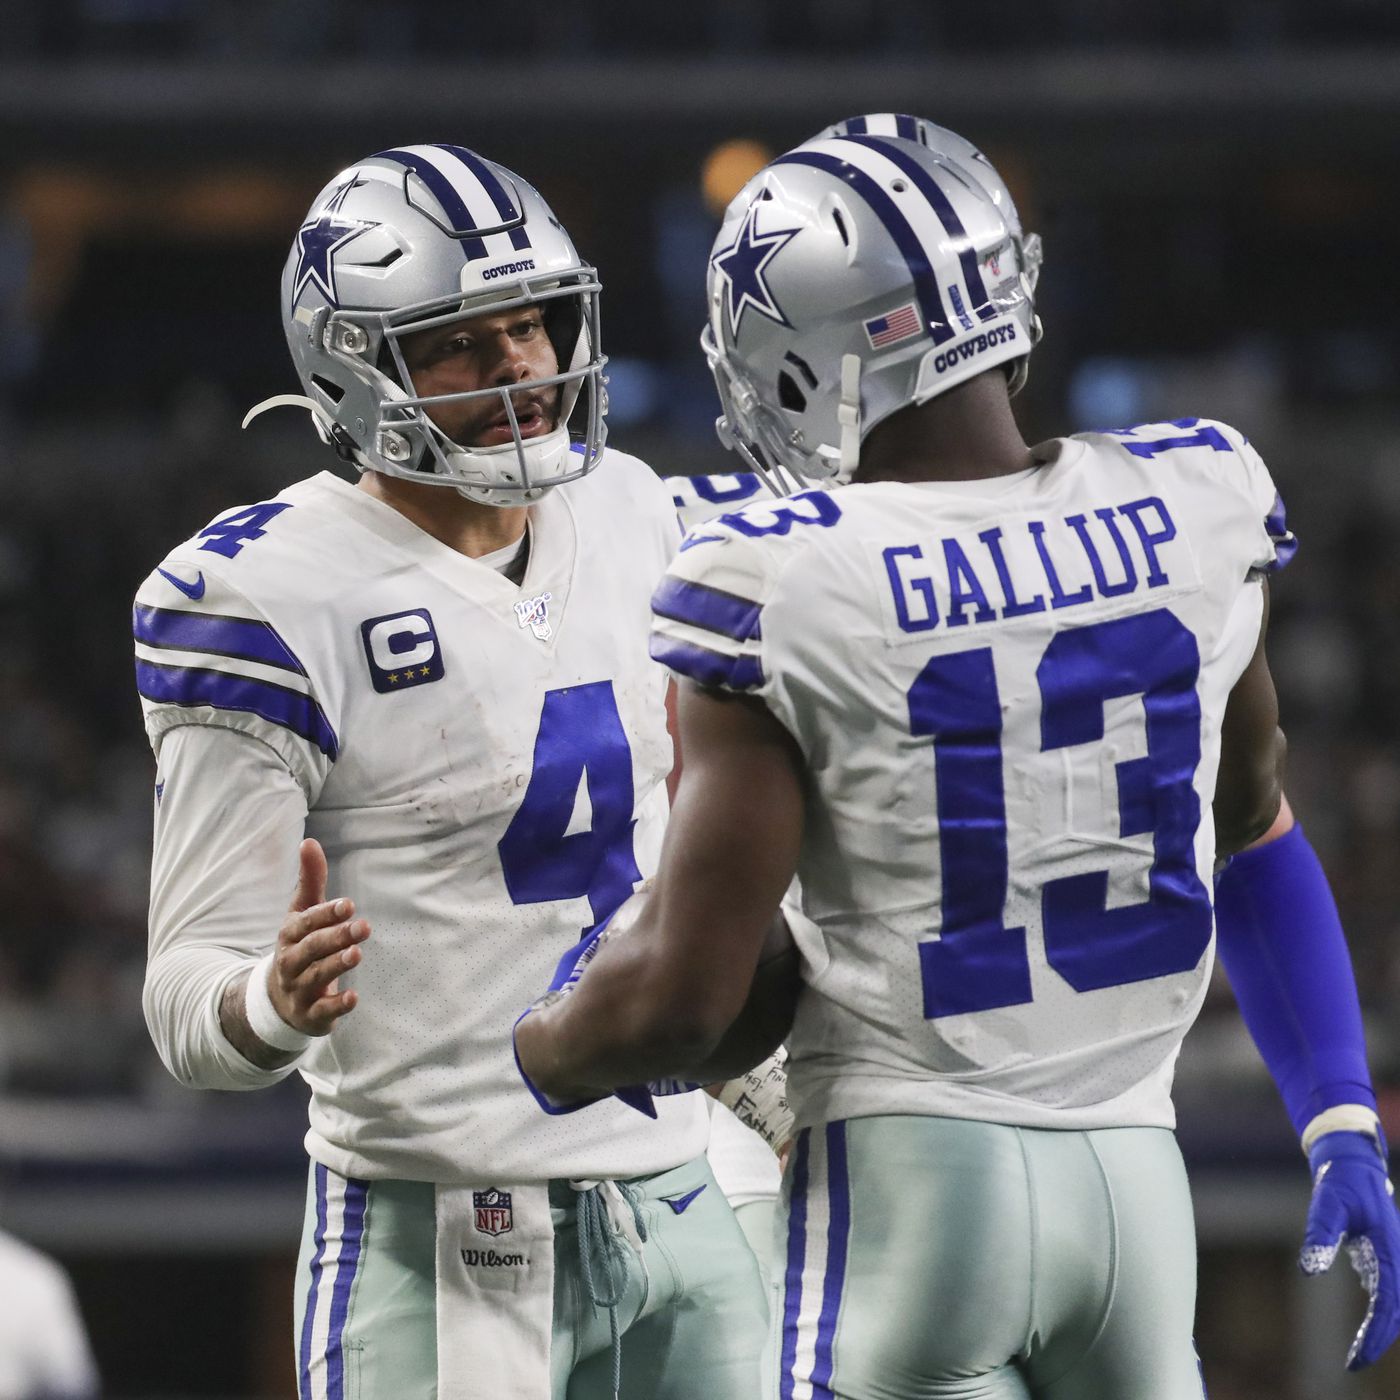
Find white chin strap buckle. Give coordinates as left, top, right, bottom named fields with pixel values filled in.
left=836, top=353, right=862, bottom=479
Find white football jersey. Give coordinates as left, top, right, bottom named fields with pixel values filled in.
left=135, top=449, right=709, bottom=1184
left=653, top=420, right=1292, bottom=1133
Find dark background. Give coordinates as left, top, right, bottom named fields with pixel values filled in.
left=2, top=4, right=1400, bottom=1397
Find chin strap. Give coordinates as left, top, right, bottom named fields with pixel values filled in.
left=240, top=394, right=335, bottom=433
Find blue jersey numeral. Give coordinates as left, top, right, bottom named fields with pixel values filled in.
left=909, top=648, right=1031, bottom=1017
left=198, top=502, right=293, bottom=558
left=719, top=489, right=842, bottom=538
left=498, top=681, right=643, bottom=933
left=1105, top=418, right=1231, bottom=460
left=687, top=473, right=764, bottom=505
left=913, top=608, right=1210, bottom=1018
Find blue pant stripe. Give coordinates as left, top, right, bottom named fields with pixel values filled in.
left=324, top=1177, right=370, bottom=1400
left=810, top=1121, right=851, bottom=1396
left=779, top=1128, right=812, bottom=1400
left=298, top=1163, right=330, bottom=1400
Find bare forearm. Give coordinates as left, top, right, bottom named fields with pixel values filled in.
left=681, top=950, right=799, bottom=1084
left=1216, top=725, right=1285, bottom=857
left=524, top=936, right=722, bottom=1099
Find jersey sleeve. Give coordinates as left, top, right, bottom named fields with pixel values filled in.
left=144, top=722, right=309, bottom=1090
left=1206, top=419, right=1296, bottom=574
left=133, top=554, right=338, bottom=802
left=649, top=525, right=774, bottom=696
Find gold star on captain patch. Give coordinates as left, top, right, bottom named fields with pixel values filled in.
left=419, top=666, right=430, bottom=677
left=387, top=672, right=400, bottom=683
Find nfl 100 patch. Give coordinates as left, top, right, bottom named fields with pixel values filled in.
left=360, top=608, right=446, bottom=693
left=473, top=1188, right=513, bottom=1237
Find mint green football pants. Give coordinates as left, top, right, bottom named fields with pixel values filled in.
left=773, top=1116, right=1205, bottom=1400
left=293, top=1154, right=767, bottom=1399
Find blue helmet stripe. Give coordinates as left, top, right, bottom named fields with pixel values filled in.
left=374, top=147, right=489, bottom=260
left=773, top=150, right=955, bottom=345
left=436, top=144, right=532, bottom=252
left=838, top=134, right=997, bottom=322
left=843, top=115, right=868, bottom=135
left=894, top=113, right=919, bottom=140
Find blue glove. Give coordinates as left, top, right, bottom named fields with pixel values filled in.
left=1300, top=1130, right=1400, bottom=1369
left=514, top=915, right=701, bottom=1119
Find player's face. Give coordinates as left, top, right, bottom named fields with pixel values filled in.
left=399, top=306, right=561, bottom=449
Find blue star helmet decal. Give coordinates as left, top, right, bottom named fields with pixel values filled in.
left=291, top=179, right=379, bottom=308
left=711, top=201, right=801, bottom=340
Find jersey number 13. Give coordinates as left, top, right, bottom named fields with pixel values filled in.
left=912, top=608, right=1212, bottom=1019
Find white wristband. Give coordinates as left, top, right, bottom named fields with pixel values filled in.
left=1300, top=1104, right=1382, bottom=1157
left=242, top=951, right=314, bottom=1055
left=715, top=1048, right=794, bottom=1155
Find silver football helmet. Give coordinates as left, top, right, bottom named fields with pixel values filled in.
left=703, top=125, right=1042, bottom=490
left=252, top=143, right=606, bottom=506
left=819, top=114, right=1042, bottom=300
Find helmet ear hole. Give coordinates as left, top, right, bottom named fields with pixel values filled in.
left=310, top=374, right=346, bottom=405
left=777, top=371, right=807, bottom=413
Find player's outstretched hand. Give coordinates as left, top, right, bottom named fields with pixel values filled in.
left=1300, top=1130, right=1400, bottom=1369
left=269, top=838, right=370, bottom=1036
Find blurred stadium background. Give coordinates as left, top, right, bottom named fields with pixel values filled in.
left=2, top=3, right=1400, bottom=1396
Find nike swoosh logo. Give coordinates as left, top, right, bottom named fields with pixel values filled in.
left=661, top=1185, right=707, bottom=1215
left=157, top=567, right=206, bottom=600
left=678, top=533, right=725, bottom=552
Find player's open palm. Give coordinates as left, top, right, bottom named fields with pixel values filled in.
left=270, top=838, right=369, bottom=1035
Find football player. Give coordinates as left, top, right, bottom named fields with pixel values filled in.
left=135, top=145, right=767, bottom=1400
left=517, top=127, right=1400, bottom=1397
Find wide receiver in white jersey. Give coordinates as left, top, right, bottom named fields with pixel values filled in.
left=135, top=145, right=767, bottom=1400
left=518, top=128, right=1400, bottom=1396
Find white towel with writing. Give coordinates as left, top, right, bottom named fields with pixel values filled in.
left=435, top=1182, right=554, bottom=1399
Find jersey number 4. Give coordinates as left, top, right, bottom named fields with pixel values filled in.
left=912, top=608, right=1213, bottom=1019
left=498, top=682, right=642, bottom=934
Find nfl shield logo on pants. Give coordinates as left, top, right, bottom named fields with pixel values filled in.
left=473, top=1188, right=513, bottom=1237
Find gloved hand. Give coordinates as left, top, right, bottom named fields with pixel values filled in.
left=1300, top=1129, right=1400, bottom=1369
left=515, top=895, right=700, bottom=1118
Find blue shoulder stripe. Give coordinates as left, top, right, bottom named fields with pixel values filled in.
left=652, top=576, right=762, bottom=644
left=649, top=634, right=763, bottom=692
left=135, top=660, right=338, bottom=758
left=773, top=151, right=955, bottom=346
left=133, top=604, right=306, bottom=675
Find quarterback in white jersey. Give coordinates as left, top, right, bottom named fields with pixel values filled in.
left=136, top=145, right=765, bottom=1400
left=515, top=128, right=1400, bottom=1398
